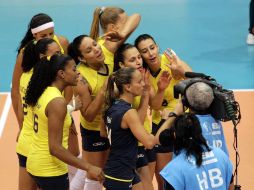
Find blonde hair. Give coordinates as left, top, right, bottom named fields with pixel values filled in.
left=90, top=7, right=125, bottom=40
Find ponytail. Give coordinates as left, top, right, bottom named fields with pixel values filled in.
left=25, top=54, right=72, bottom=106
left=22, top=38, right=56, bottom=72
left=22, top=40, right=38, bottom=72
left=104, top=67, right=136, bottom=112
left=90, top=8, right=101, bottom=40
left=25, top=58, right=51, bottom=106
left=105, top=74, right=117, bottom=111
left=90, top=7, right=124, bottom=40
left=173, top=113, right=210, bottom=167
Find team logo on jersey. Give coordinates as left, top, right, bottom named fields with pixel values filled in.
left=137, top=153, right=144, bottom=158
left=93, top=142, right=106, bottom=147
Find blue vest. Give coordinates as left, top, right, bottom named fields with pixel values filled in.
left=104, top=99, right=138, bottom=180
left=196, top=114, right=229, bottom=156
left=160, top=147, right=233, bottom=190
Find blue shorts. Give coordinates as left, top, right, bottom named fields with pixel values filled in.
left=145, top=148, right=156, bottom=163
left=80, top=126, right=110, bottom=152
left=17, top=153, right=27, bottom=168
left=103, top=172, right=140, bottom=190
left=30, top=173, right=69, bottom=190
left=152, top=122, right=173, bottom=153
left=136, top=146, right=148, bottom=168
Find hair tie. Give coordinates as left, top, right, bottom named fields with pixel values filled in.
left=33, top=40, right=37, bottom=45
left=99, top=6, right=106, bottom=17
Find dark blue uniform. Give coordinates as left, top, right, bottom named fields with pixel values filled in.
left=103, top=99, right=140, bottom=190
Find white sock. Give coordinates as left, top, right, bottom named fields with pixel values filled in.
left=70, top=169, right=87, bottom=190
left=68, top=154, right=82, bottom=182
left=83, top=178, right=102, bottom=190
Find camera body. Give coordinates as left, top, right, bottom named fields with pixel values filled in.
left=174, top=77, right=236, bottom=122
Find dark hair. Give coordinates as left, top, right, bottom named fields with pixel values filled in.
left=25, top=54, right=72, bottom=107
left=160, top=113, right=210, bottom=167
left=22, top=38, right=57, bottom=72
left=134, top=34, right=157, bottom=69
left=68, top=35, right=88, bottom=64
left=90, top=7, right=125, bottom=40
left=114, top=43, right=136, bottom=71
left=105, top=67, right=136, bottom=111
left=17, top=13, right=53, bottom=53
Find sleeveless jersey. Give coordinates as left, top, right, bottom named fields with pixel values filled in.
left=26, top=87, right=72, bottom=176
left=77, top=61, right=113, bottom=131
left=16, top=69, right=33, bottom=156
left=160, top=147, right=233, bottom=190
left=104, top=100, right=138, bottom=181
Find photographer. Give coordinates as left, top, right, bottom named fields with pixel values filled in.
left=158, top=81, right=229, bottom=155
left=184, top=82, right=229, bottom=155
left=156, top=112, right=234, bottom=190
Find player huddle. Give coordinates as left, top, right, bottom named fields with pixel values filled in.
left=12, top=6, right=233, bottom=190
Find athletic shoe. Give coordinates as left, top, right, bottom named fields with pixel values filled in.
left=246, top=33, right=254, bottom=45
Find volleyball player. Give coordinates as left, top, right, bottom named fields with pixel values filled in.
left=114, top=43, right=172, bottom=190
left=12, top=13, right=69, bottom=128
left=24, top=54, right=103, bottom=190
left=68, top=35, right=113, bottom=190
left=135, top=34, right=192, bottom=190
left=103, top=67, right=156, bottom=190
left=90, top=6, right=141, bottom=66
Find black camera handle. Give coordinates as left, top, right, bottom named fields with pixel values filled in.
left=225, top=100, right=241, bottom=190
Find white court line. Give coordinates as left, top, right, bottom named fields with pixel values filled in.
left=232, top=89, right=254, bottom=92
left=0, top=92, right=11, bottom=138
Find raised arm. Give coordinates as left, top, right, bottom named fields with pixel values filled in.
left=164, top=49, right=192, bottom=80
left=149, top=71, right=171, bottom=110
left=136, top=71, right=150, bottom=123
left=103, top=13, right=141, bottom=53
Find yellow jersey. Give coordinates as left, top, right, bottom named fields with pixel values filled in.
left=16, top=69, right=33, bottom=157
left=53, top=35, right=65, bottom=54
left=26, top=87, right=72, bottom=176
left=16, top=35, right=64, bottom=157
left=97, top=37, right=114, bottom=66
left=133, top=96, right=152, bottom=146
left=77, top=61, right=113, bottom=131
left=151, top=54, right=182, bottom=125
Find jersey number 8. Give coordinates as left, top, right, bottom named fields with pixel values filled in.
left=33, top=114, right=39, bottom=133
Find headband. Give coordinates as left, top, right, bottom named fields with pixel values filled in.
left=31, top=22, right=54, bottom=34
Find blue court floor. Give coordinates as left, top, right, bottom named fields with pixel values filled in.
left=0, top=0, right=253, bottom=91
